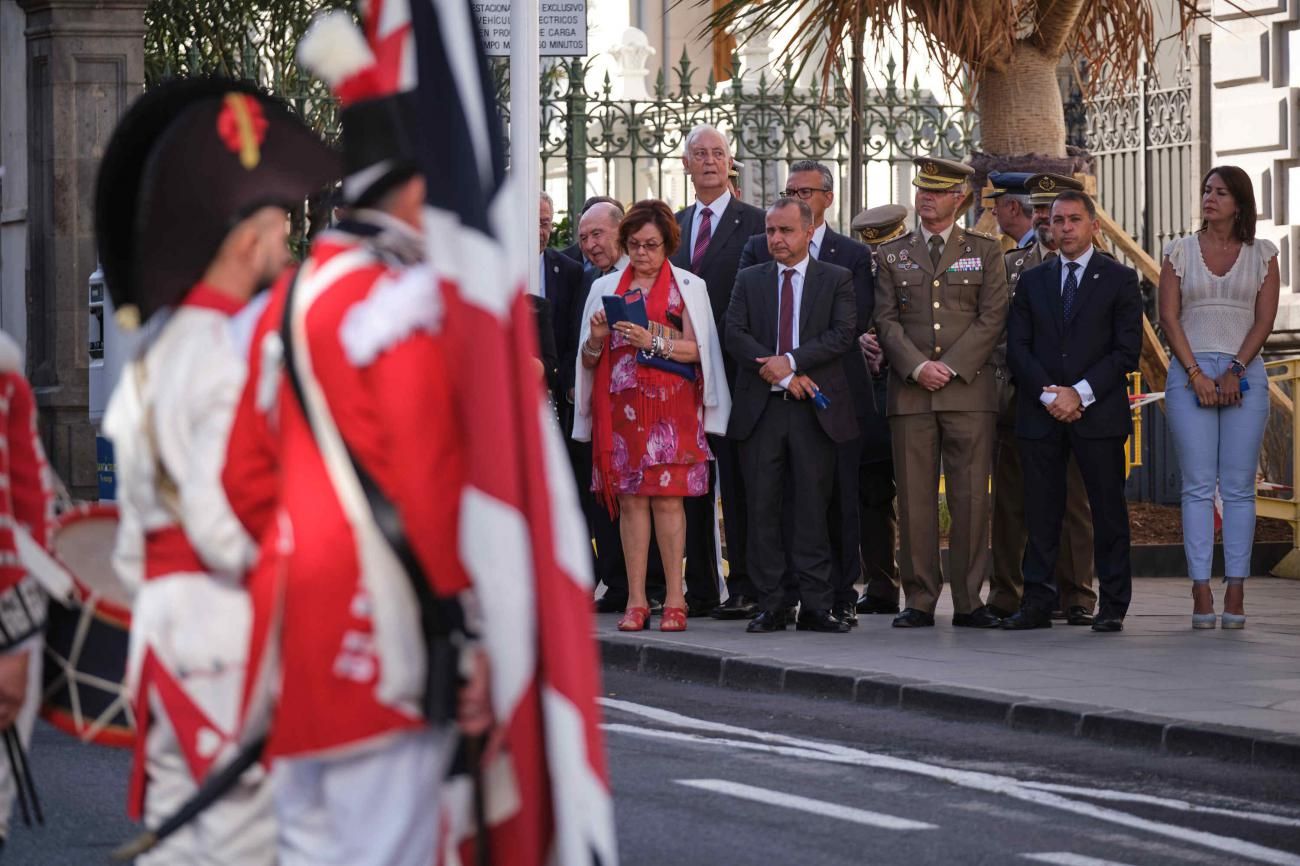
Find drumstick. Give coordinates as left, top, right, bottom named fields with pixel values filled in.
left=8, top=728, right=42, bottom=825
left=110, top=735, right=266, bottom=862
left=2, top=729, right=31, bottom=828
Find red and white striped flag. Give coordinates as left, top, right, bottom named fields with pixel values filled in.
left=361, top=1, right=618, bottom=864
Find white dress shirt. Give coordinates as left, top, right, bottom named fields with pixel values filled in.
left=690, top=190, right=732, bottom=256
left=772, top=255, right=809, bottom=390
left=1040, top=244, right=1096, bottom=410
left=535, top=252, right=547, bottom=298
left=810, top=222, right=828, bottom=260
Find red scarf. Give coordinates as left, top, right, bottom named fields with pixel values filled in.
left=591, top=260, right=680, bottom=517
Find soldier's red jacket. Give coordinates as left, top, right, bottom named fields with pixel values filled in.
left=223, top=214, right=469, bottom=760
left=0, top=331, right=53, bottom=595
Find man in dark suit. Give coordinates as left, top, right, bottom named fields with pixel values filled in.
left=1004, top=190, right=1142, bottom=633
left=670, top=124, right=768, bottom=618
left=725, top=197, right=858, bottom=634
left=737, top=161, right=874, bottom=626
left=539, top=192, right=585, bottom=405
left=560, top=195, right=623, bottom=264
left=568, top=199, right=657, bottom=613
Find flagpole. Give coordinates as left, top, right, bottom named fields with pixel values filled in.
left=511, top=0, right=542, bottom=298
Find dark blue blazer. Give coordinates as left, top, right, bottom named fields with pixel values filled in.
left=1006, top=249, right=1143, bottom=440
left=542, top=247, right=585, bottom=391
left=738, top=228, right=876, bottom=418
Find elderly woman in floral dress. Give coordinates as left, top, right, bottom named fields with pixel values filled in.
left=573, top=200, right=730, bottom=632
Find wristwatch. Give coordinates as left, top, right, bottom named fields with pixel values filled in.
left=1229, top=358, right=1247, bottom=378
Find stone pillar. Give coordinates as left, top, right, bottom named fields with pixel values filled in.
left=18, top=0, right=146, bottom=498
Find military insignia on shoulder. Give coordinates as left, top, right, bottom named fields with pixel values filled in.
left=1015, top=257, right=1025, bottom=266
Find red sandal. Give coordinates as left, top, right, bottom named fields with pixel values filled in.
left=659, top=606, right=687, bottom=632
left=617, top=607, right=651, bottom=631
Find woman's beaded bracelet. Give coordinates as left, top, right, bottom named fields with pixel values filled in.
left=1186, top=364, right=1202, bottom=387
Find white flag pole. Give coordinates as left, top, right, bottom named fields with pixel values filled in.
left=511, top=0, right=542, bottom=298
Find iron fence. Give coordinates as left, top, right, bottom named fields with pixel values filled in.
left=497, top=52, right=977, bottom=232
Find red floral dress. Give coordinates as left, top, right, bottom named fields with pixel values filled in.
left=594, top=271, right=712, bottom=502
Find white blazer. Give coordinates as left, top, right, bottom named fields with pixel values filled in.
left=572, top=263, right=731, bottom=442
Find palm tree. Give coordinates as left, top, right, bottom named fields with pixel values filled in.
left=704, top=0, right=1201, bottom=170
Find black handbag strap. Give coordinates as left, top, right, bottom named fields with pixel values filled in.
left=277, top=265, right=465, bottom=711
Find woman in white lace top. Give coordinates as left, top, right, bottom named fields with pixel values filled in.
left=1159, top=165, right=1279, bottom=630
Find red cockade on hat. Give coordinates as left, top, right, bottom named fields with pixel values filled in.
left=216, top=93, right=269, bottom=169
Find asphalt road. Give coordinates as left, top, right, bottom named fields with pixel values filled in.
left=602, top=669, right=1300, bottom=866
left=6, top=670, right=1300, bottom=864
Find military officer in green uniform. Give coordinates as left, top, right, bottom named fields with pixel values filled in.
left=847, top=203, right=909, bottom=615
left=873, top=158, right=1009, bottom=628
left=990, top=172, right=1098, bottom=624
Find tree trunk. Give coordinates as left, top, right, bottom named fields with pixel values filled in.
left=977, top=41, right=1067, bottom=157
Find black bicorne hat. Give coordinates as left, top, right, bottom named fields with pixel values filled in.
left=94, top=77, right=340, bottom=325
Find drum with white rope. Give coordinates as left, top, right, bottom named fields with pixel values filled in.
left=41, top=503, right=134, bottom=747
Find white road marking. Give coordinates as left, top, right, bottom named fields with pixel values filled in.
left=1021, top=854, right=1141, bottom=866
left=600, top=700, right=1300, bottom=866
left=676, top=779, right=936, bottom=830
left=1016, top=781, right=1300, bottom=829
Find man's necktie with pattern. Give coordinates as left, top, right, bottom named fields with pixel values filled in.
left=691, top=207, right=713, bottom=272
left=1063, top=261, right=1079, bottom=321
left=778, top=268, right=795, bottom=355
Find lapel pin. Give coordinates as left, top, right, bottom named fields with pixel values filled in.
left=553, top=265, right=559, bottom=272
left=886, top=253, right=896, bottom=263
left=1093, top=274, right=1099, bottom=279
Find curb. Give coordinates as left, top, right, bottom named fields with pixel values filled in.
left=599, top=636, right=1300, bottom=771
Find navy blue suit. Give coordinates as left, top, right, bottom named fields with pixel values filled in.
left=738, top=227, right=878, bottom=607
left=1007, top=248, right=1142, bottom=618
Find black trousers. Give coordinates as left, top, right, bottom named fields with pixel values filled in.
left=704, top=433, right=752, bottom=598
left=569, top=439, right=665, bottom=601
left=1019, top=428, right=1131, bottom=618
left=740, top=395, right=837, bottom=613
left=858, top=457, right=899, bottom=603
left=779, top=436, right=861, bottom=608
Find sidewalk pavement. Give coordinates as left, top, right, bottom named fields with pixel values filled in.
left=597, top=577, right=1300, bottom=769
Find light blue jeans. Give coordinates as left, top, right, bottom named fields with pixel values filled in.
left=1165, top=353, right=1269, bottom=581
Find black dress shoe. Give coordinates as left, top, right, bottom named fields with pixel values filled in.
left=711, top=594, right=759, bottom=620
left=1049, top=609, right=1068, bottom=621
left=796, top=609, right=851, bottom=633
left=594, top=595, right=628, bottom=614
left=746, top=609, right=788, bottom=633
left=856, top=595, right=901, bottom=615
left=1091, top=614, right=1123, bottom=632
left=1001, top=608, right=1052, bottom=630
left=891, top=608, right=935, bottom=628
left=986, top=604, right=1016, bottom=619
left=685, top=598, right=721, bottom=618
left=1066, top=606, right=1094, bottom=626
left=831, top=601, right=859, bottom=627
left=952, top=606, right=1002, bottom=628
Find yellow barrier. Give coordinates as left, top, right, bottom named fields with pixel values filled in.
left=1257, top=357, right=1300, bottom=578
left=1126, top=372, right=1143, bottom=479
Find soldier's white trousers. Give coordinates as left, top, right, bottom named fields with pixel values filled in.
left=272, top=727, right=457, bottom=866
left=137, top=692, right=276, bottom=866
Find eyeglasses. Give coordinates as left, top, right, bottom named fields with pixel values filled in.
left=782, top=187, right=831, bottom=200
left=626, top=239, right=664, bottom=252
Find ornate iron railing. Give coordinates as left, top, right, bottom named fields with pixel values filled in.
left=495, top=52, right=977, bottom=232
